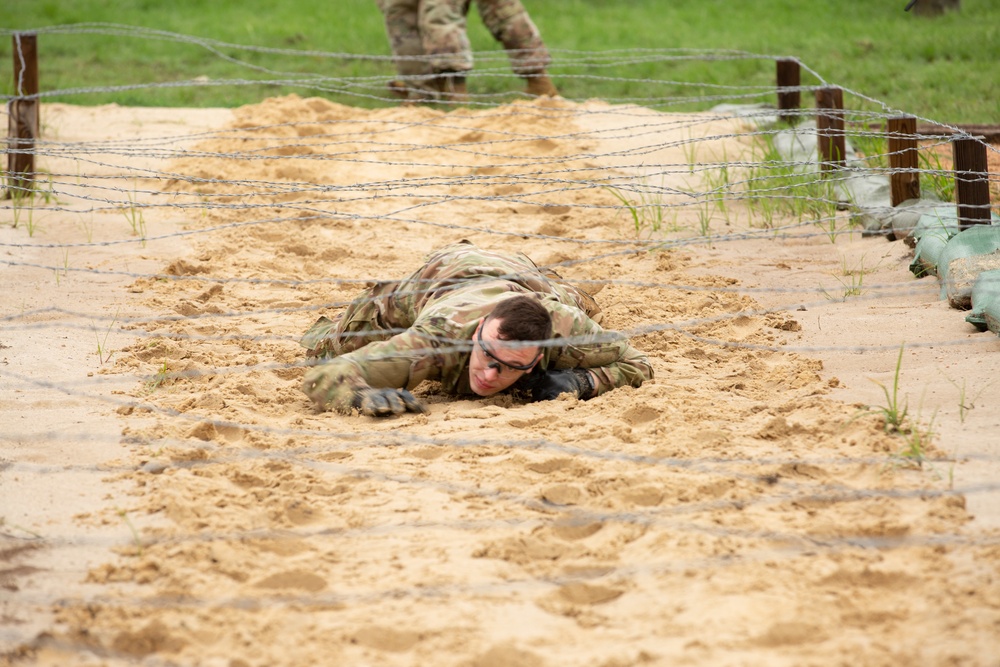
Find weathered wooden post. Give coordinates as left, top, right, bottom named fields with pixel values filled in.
left=952, top=136, right=991, bottom=229
left=815, top=86, right=845, bottom=171
left=887, top=116, right=920, bottom=206
left=776, top=58, right=800, bottom=124
left=6, top=33, right=39, bottom=199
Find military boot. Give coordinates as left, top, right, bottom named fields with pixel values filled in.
left=525, top=72, right=558, bottom=97
left=387, top=80, right=408, bottom=99
left=388, top=79, right=439, bottom=105
left=436, top=73, right=469, bottom=104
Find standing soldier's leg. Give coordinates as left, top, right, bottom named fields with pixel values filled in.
left=419, top=0, right=473, bottom=102
left=474, top=0, right=557, bottom=96
left=376, top=0, right=439, bottom=101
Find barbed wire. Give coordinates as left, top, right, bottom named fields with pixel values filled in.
left=9, top=517, right=999, bottom=640
left=5, top=368, right=997, bottom=566
left=2, top=28, right=999, bottom=658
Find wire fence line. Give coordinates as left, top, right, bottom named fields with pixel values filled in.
left=4, top=280, right=997, bottom=359
left=2, top=268, right=996, bottom=360
left=2, top=28, right=999, bottom=660
left=2, top=24, right=822, bottom=87
left=5, top=361, right=997, bottom=609
left=8, top=435, right=996, bottom=481
left=5, top=478, right=999, bottom=582
left=0, top=267, right=957, bottom=310
left=3, top=46, right=996, bottom=403
left=14, top=517, right=999, bottom=618
left=0, top=364, right=982, bottom=478
left=2, top=31, right=994, bottom=372
left=6, top=115, right=988, bottom=171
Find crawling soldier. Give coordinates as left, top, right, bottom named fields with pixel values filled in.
left=301, top=241, right=652, bottom=416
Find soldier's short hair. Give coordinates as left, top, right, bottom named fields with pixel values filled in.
left=491, top=295, right=552, bottom=342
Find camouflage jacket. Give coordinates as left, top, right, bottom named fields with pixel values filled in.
left=301, top=242, right=653, bottom=410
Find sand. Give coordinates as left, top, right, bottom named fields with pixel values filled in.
left=2, top=96, right=999, bottom=666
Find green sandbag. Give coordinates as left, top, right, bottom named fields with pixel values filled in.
left=850, top=197, right=942, bottom=240
left=965, top=269, right=1000, bottom=333
left=948, top=252, right=1000, bottom=309
left=911, top=205, right=960, bottom=241
left=909, top=206, right=959, bottom=277
left=889, top=197, right=943, bottom=246
left=939, top=223, right=1000, bottom=304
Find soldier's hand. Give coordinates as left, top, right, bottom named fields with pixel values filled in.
left=303, top=360, right=425, bottom=416
left=530, top=369, right=595, bottom=402
left=352, top=387, right=426, bottom=417
left=303, top=363, right=348, bottom=412
left=303, top=362, right=371, bottom=414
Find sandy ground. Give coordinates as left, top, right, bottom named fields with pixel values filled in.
left=2, top=97, right=999, bottom=666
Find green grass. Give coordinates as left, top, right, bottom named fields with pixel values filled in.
left=854, top=343, right=937, bottom=469
left=869, top=344, right=910, bottom=434
left=823, top=254, right=880, bottom=301
left=144, top=361, right=171, bottom=394
left=116, top=507, right=144, bottom=557
left=741, top=132, right=840, bottom=230
left=603, top=179, right=680, bottom=239
left=895, top=417, right=934, bottom=469
left=121, top=181, right=147, bottom=245
left=2, top=0, right=998, bottom=122
left=93, top=306, right=120, bottom=365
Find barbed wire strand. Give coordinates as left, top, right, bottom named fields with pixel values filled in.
left=2, top=29, right=999, bottom=657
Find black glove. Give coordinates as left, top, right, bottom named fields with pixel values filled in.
left=352, top=387, right=426, bottom=417
left=530, top=369, right=596, bottom=402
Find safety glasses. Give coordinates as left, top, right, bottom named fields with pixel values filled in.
left=475, top=322, right=540, bottom=376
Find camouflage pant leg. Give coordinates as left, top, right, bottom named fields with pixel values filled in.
left=300, top=283, right=400, bottom=359
left=473, top=0, right=550, bottom=73
left=377, top=0, right=435, bottom=87
left=419, top=0, right=474, bottom=73
left=378, top=0, right=471, bottom=80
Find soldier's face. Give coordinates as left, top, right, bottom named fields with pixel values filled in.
left=469, top=317, right=541, bottom=397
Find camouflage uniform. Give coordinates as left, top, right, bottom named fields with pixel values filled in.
left=301, top=241, right=652, bottom=412
left=474, top=0, right=551, bottom=75
left=377, top=0, right=470, bottom=81
left=376, top=0, right=553, bottom=96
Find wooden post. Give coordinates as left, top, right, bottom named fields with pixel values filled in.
left=815, top=86, right=845, bottom=171
left=6, top=33, right=39, bottom=199
left=952, top=136, right=991, bottom=229
left=887, top=116, right=920, bottom=206
left=776, top=58, right=800, bottom=124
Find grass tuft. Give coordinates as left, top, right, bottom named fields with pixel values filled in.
left=869, top=344, right=909, bottom=433
left=93, top=308, right=121, bottom=366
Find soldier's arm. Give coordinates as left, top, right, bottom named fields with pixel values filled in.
left=545, top=302, right=654, bottom=397
left=581, top=337, right=653, bottom=397
left=302, top=325, right=456, bottom=413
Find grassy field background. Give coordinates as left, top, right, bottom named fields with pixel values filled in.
left=2, top=0, right=998, bottom=123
